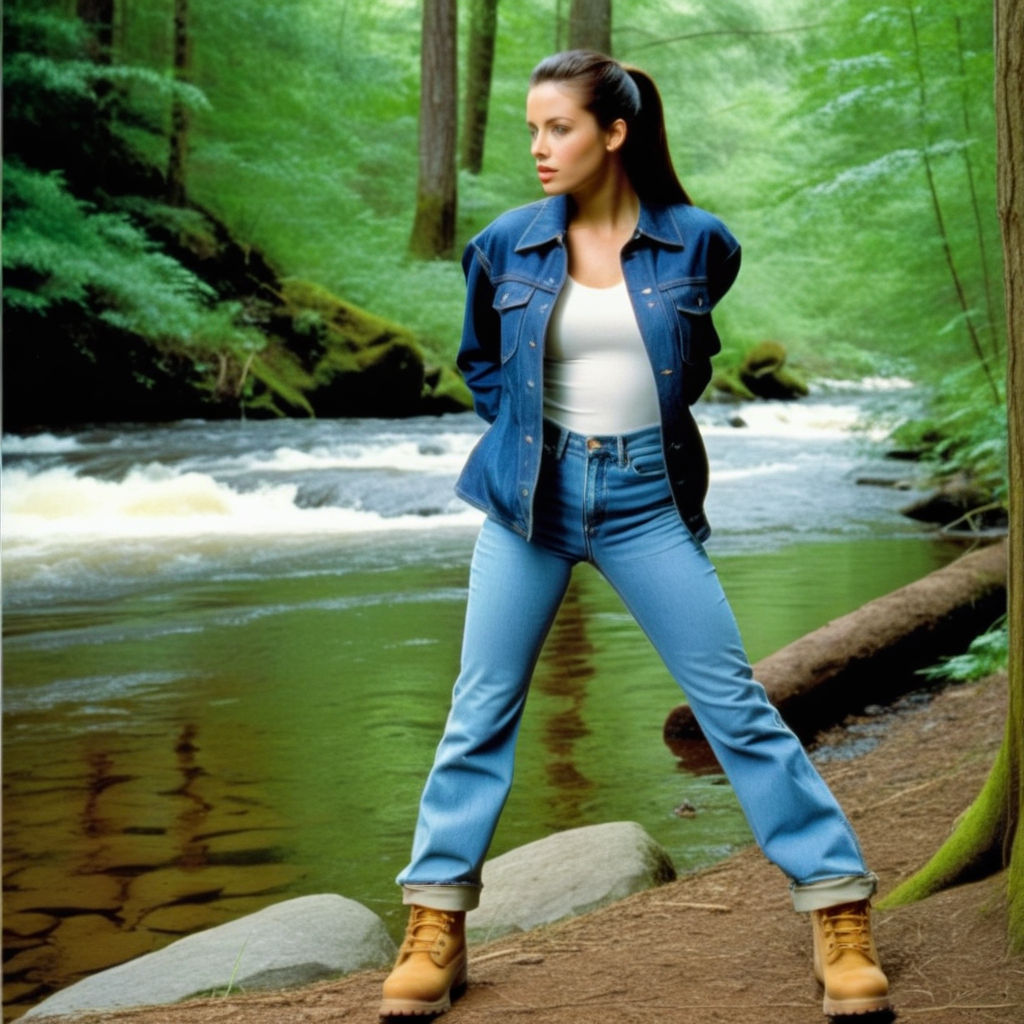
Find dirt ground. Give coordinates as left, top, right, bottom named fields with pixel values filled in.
left=34, top=671, right=1023, bottom=1024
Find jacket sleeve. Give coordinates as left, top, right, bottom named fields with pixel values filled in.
left=707, top=220, right=741, bottom=309
left=456, top=240, right=502, bottom=424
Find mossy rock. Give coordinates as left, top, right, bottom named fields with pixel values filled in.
left=422, top=363, right=474, bottom=414
left=738, top=341, right=809, bottom=400
left=710, top=369, right=755, bottom=401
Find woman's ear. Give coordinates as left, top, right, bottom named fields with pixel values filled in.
left=606, top=118, right=628, bottom=153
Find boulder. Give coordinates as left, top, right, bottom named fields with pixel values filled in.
left=738, top=341, right=809, bottom=400
left=24, top=894, right=395, bottom=1019
left=899, top=471, right=1007, bottom=531
left=467, top=821, right=675, bottom=941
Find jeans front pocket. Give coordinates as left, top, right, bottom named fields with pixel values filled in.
left=628, top=441, right=667, bottom=477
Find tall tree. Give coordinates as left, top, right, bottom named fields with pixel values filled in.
left=408, top=0, right=458, bottom=259
left=76, top=0, right=114, bottom=62
left=460, top=0, right=498, bottom=174
left=166, top=0, right=190, bottom=205
left=568, top=0, right=611, bottom=55
left=879, top=0, right=1023, bottom=953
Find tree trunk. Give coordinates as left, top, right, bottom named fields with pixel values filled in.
left=880, top=0, right=1023, bottom=954
left=663, top=541, right=1007, bottom=751
left=76, top=0, right=115, bottom=62
left=409, top=0, right=458, bottom=260
left=460, top=0, right=498, bottom=174
left=166, top=0, right=190, bottom=206
left=568, top=0, right=612, bottom=55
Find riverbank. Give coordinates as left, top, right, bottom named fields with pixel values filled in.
left=36, top=669, right=1020, bottom=1024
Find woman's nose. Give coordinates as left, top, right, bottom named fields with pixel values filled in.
left=531, top=134, right=546, bottom=159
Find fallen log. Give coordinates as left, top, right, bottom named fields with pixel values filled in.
left=663, top=539, right=1007, bottom=755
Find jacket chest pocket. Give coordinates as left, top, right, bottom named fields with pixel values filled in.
left=492, top=282, right=536, bottom=363
left=663, top=280, right=721, bottom=363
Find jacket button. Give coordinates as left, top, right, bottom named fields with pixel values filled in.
left=525, top=435, right=533, bottom=444
left=521, top=488, right=529, bottom=497
left=529, top=340, right=537, bottom=348
left=527, top=380, right=535, bottom=388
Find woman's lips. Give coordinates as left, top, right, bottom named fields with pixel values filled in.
left=537, top=166, right=555, bottom=182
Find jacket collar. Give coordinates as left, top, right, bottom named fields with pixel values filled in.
left=514, top=194, right=687, bottom=252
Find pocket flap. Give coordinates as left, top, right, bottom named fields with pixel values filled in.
left=492, top=283, right=534, bottom=312
left=668, top=281, right=712, bottom=315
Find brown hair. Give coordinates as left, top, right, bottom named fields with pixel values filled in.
left=529, top=49, right=692, bottom=205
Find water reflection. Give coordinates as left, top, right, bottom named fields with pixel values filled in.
left=535, top=584, right=596, bottom=828
left=2, top=719, right=302, bottom=1020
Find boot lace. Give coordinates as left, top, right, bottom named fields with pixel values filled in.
left=820, top=902, right=872, bottom=963
left=403, top=906, right=455, bottom=953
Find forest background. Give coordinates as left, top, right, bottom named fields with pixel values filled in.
left=2, top=0, right=1008, bottom=496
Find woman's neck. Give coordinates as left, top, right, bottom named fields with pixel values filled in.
left=569, top=168, right=639, bottom=235
left=565, top=171, right=640, bottom=288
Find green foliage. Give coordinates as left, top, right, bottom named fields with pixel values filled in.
left=919, top=615, right=1009, bottom=683
left=890, top=365, right=1008, bottom=502
left=3, top=159, right=263, bottom=356
left=1, top=0, right=1008, bottom=436
left=783, top=0, right=1003, bottom=374
left=5, top=162, right=202, bottom=339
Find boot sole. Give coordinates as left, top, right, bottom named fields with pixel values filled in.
left=379, top=959, right=467, bottom=1018
left=822, top=992, right=892, bottom=1016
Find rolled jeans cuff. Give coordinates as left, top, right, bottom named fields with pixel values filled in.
left=402, top=883, right=481, bottom=912
left=790, top=872, right=878, bottom=913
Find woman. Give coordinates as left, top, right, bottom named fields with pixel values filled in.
left=380, top=50, right=891, bottom=1020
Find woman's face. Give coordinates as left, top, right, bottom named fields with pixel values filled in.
left=526, top=81, right=625, bottom=197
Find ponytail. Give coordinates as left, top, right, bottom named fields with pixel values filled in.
left=622, top=67, right=691, bottom=206
left=529, top=50, right=692, bottom=206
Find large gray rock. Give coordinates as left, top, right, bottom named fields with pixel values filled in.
left=25, top=894, right=395, bottom=1019
left=467, top=821, right=675, bottom=941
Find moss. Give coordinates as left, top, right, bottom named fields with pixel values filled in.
left=738, top=341, right=809, bottom=400
left=424, top=363, right=474, bottom=413
left=879, top=719, right=1014, bottom=910
left=248, top=350, right=316, bottom=418
left=710, top=369, right=756, bottom=400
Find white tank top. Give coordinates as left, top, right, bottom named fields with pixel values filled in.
left=542, top=276, right=661, bottom=434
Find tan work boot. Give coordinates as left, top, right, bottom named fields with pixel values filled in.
left=379, top=905, right=467, bottom=1018
left=811, top=900, right=891, bottom=1016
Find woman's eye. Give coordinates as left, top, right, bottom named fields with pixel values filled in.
left=552, top=124, right=569, bottom=136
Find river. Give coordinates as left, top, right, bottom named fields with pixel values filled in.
left=1, top=387, right=962, bottom=1018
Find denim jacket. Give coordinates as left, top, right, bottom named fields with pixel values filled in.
left=455, top=193, right=741, bottom=542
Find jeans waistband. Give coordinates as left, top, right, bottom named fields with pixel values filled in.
left=542, top=419, right=662, bottom=466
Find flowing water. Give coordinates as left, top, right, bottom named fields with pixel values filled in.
left=2, top=389, right=963, bottom=1018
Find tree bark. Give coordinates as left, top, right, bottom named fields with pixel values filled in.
left=409, top=0, right=458, bottom=259
left=879, top=0, right=1022, bottom=954
left=460, top=0, right=498, bottom=174
left=568, top=0, right=612, bottom=55
left=663, top=541, right=1008, bottom=750
left=76, top=0, right=115, bottom=62
left=166, top=0, right=190, bottom=206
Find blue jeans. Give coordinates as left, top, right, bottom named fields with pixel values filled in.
left=397, top=422, right=876, bottom=913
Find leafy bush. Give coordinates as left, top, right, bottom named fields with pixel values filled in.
left=919, top=615, right=1009, bottom=683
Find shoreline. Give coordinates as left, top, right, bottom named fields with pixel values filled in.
left=21, top=670, right=1020, bottom=1023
